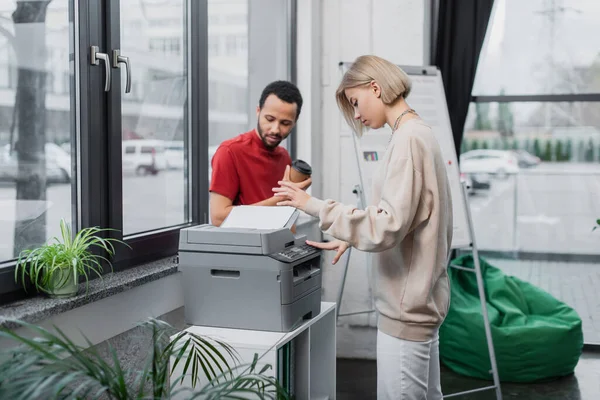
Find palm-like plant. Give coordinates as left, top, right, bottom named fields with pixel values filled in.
left=14, top=219, right=127, bottom=298
left=0, top=318, right=289, bottom=399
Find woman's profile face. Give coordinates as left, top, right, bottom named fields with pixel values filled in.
left=345, top=83, right=386, bottom=130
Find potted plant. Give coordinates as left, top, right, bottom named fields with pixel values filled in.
left=14, top=218, right=126, bottom=298
left=0, top=318, right=289, bottom=399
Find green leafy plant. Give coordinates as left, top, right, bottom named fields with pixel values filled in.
left=594, top=219, right=600, bottom=231
left=0, top=318, right=288, bottom=400
left=14, top=218, right=127, bottom=298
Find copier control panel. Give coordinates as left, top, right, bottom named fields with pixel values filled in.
left=269, top=243, right=319, bottom=263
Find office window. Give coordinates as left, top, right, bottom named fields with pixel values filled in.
left=0, top=2, right=74, bottom=262
left=462, top=101, right=600, bottom=253
left=473, top=0, right=600, bottom=96
left=208, top=0, right=250, bottom=150
left=461, top=0, right=600, bottom=344
left=120, top=1, right=189, bottom=235
left=0, top=1, right=210, bottom=300
left=464, top=0, right=600, bottom=254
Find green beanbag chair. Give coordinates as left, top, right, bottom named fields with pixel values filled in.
left=439, top=254, right=583, bottom=383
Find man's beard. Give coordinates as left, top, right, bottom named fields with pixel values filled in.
left=257, top=123, right=282, bottom=150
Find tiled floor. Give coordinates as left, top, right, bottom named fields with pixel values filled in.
left=487, top=258, right=600, bottom=344
left=337, top=351, right=600, bottom=399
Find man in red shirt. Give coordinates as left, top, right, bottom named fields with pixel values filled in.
left=209, top=81, right=312, bottom=226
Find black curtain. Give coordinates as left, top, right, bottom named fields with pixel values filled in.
left=434, top=0, right=495, bottom=157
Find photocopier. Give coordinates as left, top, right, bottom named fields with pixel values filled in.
left=178, top=209, right=322, bottom=332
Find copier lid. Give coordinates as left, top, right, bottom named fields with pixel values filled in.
left=186, top=225, right=265, bottom=247
left=179, top=224, right=300, bottom=255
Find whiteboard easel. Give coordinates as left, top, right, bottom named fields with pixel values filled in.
left=335, top=62, right=502, bottom=400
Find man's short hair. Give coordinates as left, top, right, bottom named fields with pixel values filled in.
left=259, top=80, right=303, bottom=120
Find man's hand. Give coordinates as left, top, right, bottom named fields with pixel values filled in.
left=305, top=239, right=350, bottom=264
left=209, top=192, right=234, bottom=227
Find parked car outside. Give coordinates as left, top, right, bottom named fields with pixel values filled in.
left=469, top=172, right=492, bottom=190
left=0, top=142, right=71, bottom=184
left=459, top=149, right=519, bottom=178
left=512, top=149, right=541, bottom=168
left=122, top=140, right=168, bottom=176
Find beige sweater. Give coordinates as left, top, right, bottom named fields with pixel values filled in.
left=305, top=119, right=453, bottom=342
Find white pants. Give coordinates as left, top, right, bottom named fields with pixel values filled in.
left=376, top=329, right=443, bottom=400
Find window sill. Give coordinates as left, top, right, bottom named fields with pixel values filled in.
left=0, top=257, right=178, bottom=330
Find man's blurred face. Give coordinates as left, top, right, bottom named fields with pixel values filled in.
left=256, top=94, right=297, bottom=150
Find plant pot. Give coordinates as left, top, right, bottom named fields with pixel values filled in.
left=47, top=268, right=79, bottom=299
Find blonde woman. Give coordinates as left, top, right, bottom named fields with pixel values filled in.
left=273, top=55, right=453, bottom=399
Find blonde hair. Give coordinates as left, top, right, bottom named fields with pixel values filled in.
left=336, top=55, right=412, bottom=136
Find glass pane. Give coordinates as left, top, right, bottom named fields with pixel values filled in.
left=461, top=101, right=600, bottom=254
left=473, top=0, right=600, bottom=95
left=0, top=2, right=74, bottom=261
left=207, top=0, right=249, bottom=185
left=120, top=0, right=188, bottom=235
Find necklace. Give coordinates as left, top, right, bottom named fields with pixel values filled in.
left=389, top=109, right=418, bottom=145
left=392, top=108, right=417, bottom=132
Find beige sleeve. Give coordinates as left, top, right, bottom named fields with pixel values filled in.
left=304, top=142, right=427, bottom=252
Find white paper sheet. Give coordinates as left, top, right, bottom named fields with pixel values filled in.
left=220, top=206, right=298, bottom=230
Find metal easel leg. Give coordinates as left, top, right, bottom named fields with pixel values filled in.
left=471, top=247, right=503, bottom=400
left=444, top=182, right=502, bottom=400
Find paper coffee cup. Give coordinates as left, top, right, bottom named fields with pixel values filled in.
left=290, top=159, right=312, bottom=183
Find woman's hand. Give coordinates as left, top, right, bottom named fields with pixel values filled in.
left=273, top=180, right=311, bottom=210
left=280, top=165, right=312, bottom=190
left=306, top=239, right=350, bottom=264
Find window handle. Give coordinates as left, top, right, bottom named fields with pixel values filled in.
left=90, top=46, right=111, bottom=92
left=112, top=49, right=131, bottom=94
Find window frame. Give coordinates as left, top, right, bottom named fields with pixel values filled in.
left=472, top=94, right=600, bottom=103
left=464, top=0, right=600, bottom=261
left=101, top=0, right=210, bottom=271
left=0, top=0, right=209, bottom=302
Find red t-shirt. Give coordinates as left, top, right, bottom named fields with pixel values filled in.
left=210, top=129, right=292, bottom=205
